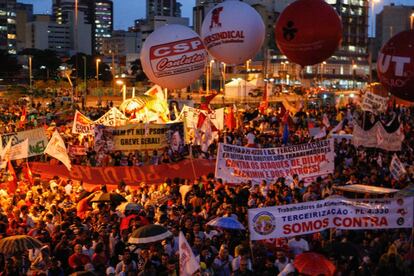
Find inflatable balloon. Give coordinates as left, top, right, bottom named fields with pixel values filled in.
left=201, top=0, right=265, bottom=64
left=275, top=0, right=342, bottom=66
left=377, top=30, right=414, bottom=101
left=140, top=24, right=207, bottom=89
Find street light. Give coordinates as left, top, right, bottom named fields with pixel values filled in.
left=410, top=12, right=414, bottom=30
left=321, top=61, right=326, bottom=85
left=96, top=58, right=101, bottom=89
left=116, top=79, right=126, bottom=102
left=28, top=56, right=32, bottom=92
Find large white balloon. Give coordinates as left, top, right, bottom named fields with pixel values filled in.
left=140, top=24, right=207, bottom=89
left=201, top=1, right=265, bottom=65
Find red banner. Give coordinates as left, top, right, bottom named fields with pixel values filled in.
left=30, top=159, right=215, bottom=185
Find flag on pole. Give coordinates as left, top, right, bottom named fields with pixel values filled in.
left=179, top=231, right=200, bottom=276
left=7, top=160, right=17, bottom=193
left=44, top=130, right=72, bottom=171
left=25, top=161, right=34, bottom=186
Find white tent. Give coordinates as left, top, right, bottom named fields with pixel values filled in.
left=225, top=79, right=256, bottom=98
left=248, top=78, right=265, bottom=87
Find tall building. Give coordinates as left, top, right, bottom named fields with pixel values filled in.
left=146, top=0, right=182, bottom=18
left=374, top=4, right=414, bottom=58
left=26, top=12, right=92, bottom=56
left=52, top=0, right=113, bottom=54
left=0, top=0, right=17, bottom=54
left=193, top=0, right=223, bottom=34
left=15, top=2, right=33, bottom=51
left=93, top=0, right=113, bottom=54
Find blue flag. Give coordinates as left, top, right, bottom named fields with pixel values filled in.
left=282, top=123, right=289, bottom=145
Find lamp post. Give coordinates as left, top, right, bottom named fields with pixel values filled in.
left=116, top=79, right=126, bottom=102
left=352, top=63, right=357, bottom=88
left=221, top=62, right=226, bottom=94
left=321, top=61, right=326, bottom=85
left=82, top=56, right=87, bottom=108
left=410, top=13, right=414, bottom=30
left=96, top=58, right=101, bottom=89
left=209, top=60, right=214, bottom=95
left=28, top=56, right=32, bottom=92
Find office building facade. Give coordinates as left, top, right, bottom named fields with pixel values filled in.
left=146, top=0, right=182, bottom=18
left=0, top=0, right=16, bottom=54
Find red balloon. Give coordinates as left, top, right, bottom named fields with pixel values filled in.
left=377, top=30, right=414, bottom=101
left=275, top=0, right=342, bottom=67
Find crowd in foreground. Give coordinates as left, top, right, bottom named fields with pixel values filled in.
left=0, top=97, right=413, bottom=275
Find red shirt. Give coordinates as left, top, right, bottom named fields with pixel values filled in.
left=68, top=253, right=91, bottom=269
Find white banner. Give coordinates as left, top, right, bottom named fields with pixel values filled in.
left=390, top=154, right=406, bottom=180
left=7, top=139, right=29, bottom=160
left=215, top=139, right=334, bottom=183
left=352, top=123, right=403, bottom=151
left=179, top=231, right=200, bottom=276
left=1, top=128, right=48, bottom=157
left=72, top=110, right=94, bottom=135
left=44, top=130, right=71, bottom=171
left=95, top=107, right=127, bottom=127
left=248, top=197, right=414, bottom=240
left=361, top=92, right=388, bottom=114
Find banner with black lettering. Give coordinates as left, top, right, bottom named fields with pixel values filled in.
left=248, top=197, right=413, bottom=240
left=361, top=92, right=388, bottom=114
left=215, top=139, right=334, bottom=183
left=1, top=128, right=48, bottom=157
left=94, top=122, right=184, bottom=152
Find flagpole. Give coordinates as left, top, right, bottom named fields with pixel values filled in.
left=189, top=144, right=197, bottom=179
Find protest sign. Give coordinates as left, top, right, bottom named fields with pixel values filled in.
left=361, top=92, right=388, bottom=114
left=94, top=122, right=185, bottom=152
left=215, top=139, right=334, bottom=183
left=1, top=128, right=48, bottom=157
left=248, top=197, right=413, bottom=240
left=94, top=107, right=127, bottom=127
left=72, top=110, right=94, bottom=135
left=68, top=145, right=87, bottom=156
left=390, top=154, right=406, bottom=180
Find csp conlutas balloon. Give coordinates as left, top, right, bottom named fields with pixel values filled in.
left=201, top=0, right=265, bottom=65
left=377, top=30, right=414, bottom=101
left=140, top=24, right=207, bottom=89
left=275, top=0, right=342, bottom=66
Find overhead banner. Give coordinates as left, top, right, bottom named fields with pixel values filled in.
left=1, top=128, right=48, bottom=157
left=361, top=92, right=388, bottom=114
left=248, top=197, right=414, bottom=241
left=215, top=139, right=334, bottom=183
left=29, top=159, right=215, bottom=185
left=94, top=122, right=185, bottom=152
left=72, top=110, right=94, bottom=135
left=352, top=123, right=403, bottom=151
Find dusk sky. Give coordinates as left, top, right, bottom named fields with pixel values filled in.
left=19, top=0, right=413, bottom=31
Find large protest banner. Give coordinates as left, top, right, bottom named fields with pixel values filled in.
left=352, top=123, right=403, bottom=151
left=94, top=122, right=184, bottom=152
left=248, top=197, right=413, bottom=240
left=1, top=128, right=48, bottom=157
left=30, top=159, right=215, bottom=185
left=215, top=139, right=334, bottom=183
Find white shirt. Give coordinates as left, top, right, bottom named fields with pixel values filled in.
left=275, top=257, right=291, bottom=272
left=288, top=238, right=309, bottom=256
left=246, top=132, right=255, bottom=145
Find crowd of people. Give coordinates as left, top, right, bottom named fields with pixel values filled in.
left=0, top=95, right=413, bottom=275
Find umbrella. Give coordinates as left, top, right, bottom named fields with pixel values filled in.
left=0, top=235, right=43, bottom=255
left=128, top=224, right=172, bottom=245
left=117, top=202, right=143, bottom=213
left=90, top=192, right=126, bottom=204
left=294, top=252, right=336, bottom=276
left=206, top=216, right=245, bottom=230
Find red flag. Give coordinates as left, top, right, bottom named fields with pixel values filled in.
left=200, top=93, right=218, bottom=112
left=225, top=106, right=236, bottom=130
left=197, top=112, right=207, bottom=129
left=19, top=107, right=27, bottom=128
left=7, top=161, right=17, bottom=193
left=25, top=162, right=34, bottom=186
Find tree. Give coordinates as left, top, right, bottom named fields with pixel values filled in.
left=67, top=53, right=112, bottom=82
left=18, top=48, right=61, bottom=80
left=0, top=50, right=20, bottom=76
left=130, top=58, right=148, bottom=82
